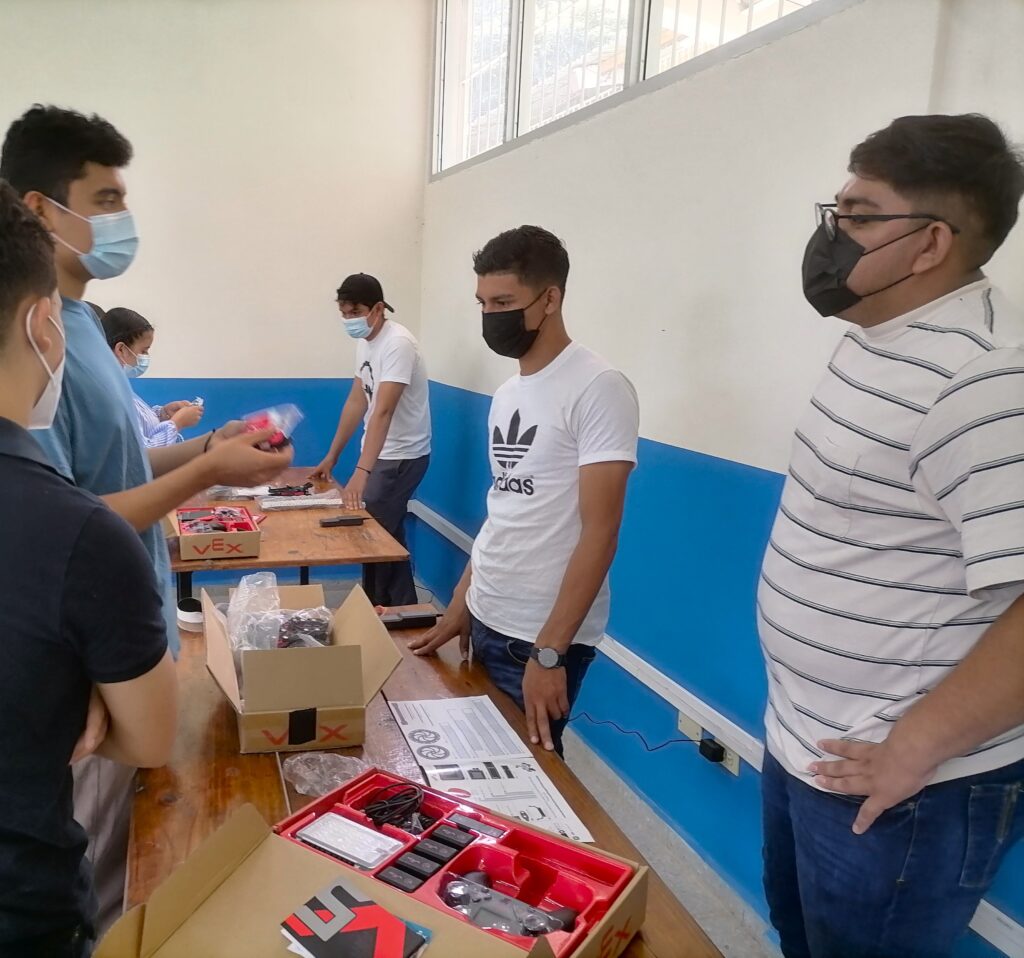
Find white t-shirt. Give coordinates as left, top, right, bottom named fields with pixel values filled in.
left=759, top=279, right=1024, bottom=787
left=468, top=342, right=640, bottom=646
left=355, top=320, right=431, bottom=460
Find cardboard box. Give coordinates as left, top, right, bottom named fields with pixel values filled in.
left=175, top=506, right=261, bottom=561
left=97, top=802, right=648, bottom=958
left=204, top=584, right=402, bottom=753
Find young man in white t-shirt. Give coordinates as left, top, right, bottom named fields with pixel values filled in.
left=312, top=273, right=431, bottom=606
left=410, top=226, right=639, bottom=756
left=761, top=114, right=1024, bottom=957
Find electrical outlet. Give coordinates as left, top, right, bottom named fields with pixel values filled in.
left=677, top=711, right=701, bottom=743
left=719, top=741, right=740, bottom=776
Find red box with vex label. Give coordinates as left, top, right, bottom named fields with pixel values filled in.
left=175, top=506, right=261, bottom=561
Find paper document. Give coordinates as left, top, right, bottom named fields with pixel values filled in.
left=388, top=696, right=593, bottom=842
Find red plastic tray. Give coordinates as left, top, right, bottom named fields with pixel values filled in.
left=274, top=768, right=634, bottom=957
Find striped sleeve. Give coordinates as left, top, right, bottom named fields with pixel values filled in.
left=911, top=347, right=1024, bottom=595
left=132, top=394, right=181, bottom=448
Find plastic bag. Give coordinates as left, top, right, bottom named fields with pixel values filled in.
left=242, top=404, right=304, bottom=451
left=226, top=571, right=281, bottom=651
left=276, top=607, right=333, bottom=648
left=282, top=753, right=368, bottom=797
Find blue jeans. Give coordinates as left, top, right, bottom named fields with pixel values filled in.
left=469, top=617, right=597, bottom=757
left=762, top=751, right=1024, bottom=958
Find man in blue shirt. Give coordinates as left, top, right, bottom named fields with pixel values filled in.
left=0, top=181, right=177, bottom=957
left=1, top=105, right=293, bottom=933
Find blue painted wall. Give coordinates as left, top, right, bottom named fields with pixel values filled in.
left=406, top=380, right=1024, bottom=958
left=138, top=375, right=1023, bottom=954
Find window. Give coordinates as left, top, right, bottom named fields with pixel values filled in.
left=435, top=0, right=821, bottom=171
left=520, top=1, right=633, bottom=133
left=645, top=0, right=818, bottom=76
left=436, top=0, right=514, bottom=172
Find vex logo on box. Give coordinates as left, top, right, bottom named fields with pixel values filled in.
left=192, top=538, right=244, bottom=555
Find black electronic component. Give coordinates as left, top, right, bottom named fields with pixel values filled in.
left=380, top=611, right=441, bottom=631
left=268, top=482, right=313, bottom=497
left=447, top=814, right=506, bottom=840
left=413, top=838, right=460, bottom=864
left=432, top=825, right=475, bottom=850
left=699, top=737, right=726, bottom=764
left=395, top=852, right=441, bottom=880
left=377, top=866, right=424, bottom=893
left=320, top=515, right=365, bottom=527
left=364, top=784, right=424, bottom=829
left=440, top=872, right=579, bottom=937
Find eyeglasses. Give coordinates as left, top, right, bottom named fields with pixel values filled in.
left=815, top=203, right=961, bottom=241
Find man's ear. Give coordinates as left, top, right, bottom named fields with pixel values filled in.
left=545, top=285, right=563, bottom=314
left=911, top=221, right=957, bottom=275
left=21, top=191, right=55, bottom=229
left=24, top=294, right=57, bottom=350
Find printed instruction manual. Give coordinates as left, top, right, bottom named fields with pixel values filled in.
left=388, top=696, right=594, bottom=842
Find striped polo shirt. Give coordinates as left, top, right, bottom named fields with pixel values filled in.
left=759, top=278, right=1024, bottom=786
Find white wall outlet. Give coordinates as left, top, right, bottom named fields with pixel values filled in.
left=677, top=711, right=701, bottom=743
left=719, top=741, right=741, bottom=776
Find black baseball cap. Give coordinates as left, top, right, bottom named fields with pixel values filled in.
left=336, top=273, right=393, bottom=312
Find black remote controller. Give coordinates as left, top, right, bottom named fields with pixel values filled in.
left=440, top=871, right=579, bottom=937
left=320, top=515, right=365, bottom=527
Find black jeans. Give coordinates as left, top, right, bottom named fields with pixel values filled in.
left=0, top=923, right=94, bottom=958
left=469, top=615, right=597, bottom=757
left=362, top=455, right=429, bottom=607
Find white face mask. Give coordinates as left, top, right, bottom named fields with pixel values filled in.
left=26, top=304, right=66, bottom=430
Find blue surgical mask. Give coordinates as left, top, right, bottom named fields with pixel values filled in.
left=47, top=197, right=140, bottom=280
left=343, top=315, right=372, bottom=339
left=123, top=346, right=150, bottom=379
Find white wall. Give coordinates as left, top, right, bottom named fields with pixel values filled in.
left=419, top=0, right=1024, bottom=475
left=0, top=0, right=432, bottom=378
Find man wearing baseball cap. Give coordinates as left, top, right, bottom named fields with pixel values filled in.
left=313, top=273, right=431, bottom=606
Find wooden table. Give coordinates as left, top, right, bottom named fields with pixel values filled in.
left=128, top=612, right=721, bottom=958
left=170, top=467, right=409, bottom=599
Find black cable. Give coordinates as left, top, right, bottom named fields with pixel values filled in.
left=363, top=783, right=424, bottom=828
left=566, top=711, right=702, bottom=754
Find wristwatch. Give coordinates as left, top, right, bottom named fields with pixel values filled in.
left=529, top=646, right=566, bottom=669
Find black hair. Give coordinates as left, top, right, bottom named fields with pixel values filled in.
left=472, top=225, right=570, bottom=292
left=849, top=114, right=1024, bottom=265
left=101, top=307, right=153, bottom=350
left=0, top=179, right=57, bottom=350
left=84, top=302, right=107, bottom=323
left=0, top=104, right=133, bottom=204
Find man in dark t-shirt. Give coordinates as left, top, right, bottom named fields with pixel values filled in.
left=0, top=184, right=177, bottom=957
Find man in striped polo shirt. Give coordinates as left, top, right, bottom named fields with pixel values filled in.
left=760, top=114, right=1024, bottom=957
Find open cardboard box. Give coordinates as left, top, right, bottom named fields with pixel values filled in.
left=173, top=507, right=261, bottom=561
left=204, top=584, right=402, bottom=753
left=97, top=803, right=648, bottom=958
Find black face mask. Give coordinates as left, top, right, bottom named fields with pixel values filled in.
left=801, top=221, right=928, bottom=317
left=481, top=289, right=548, bottom=358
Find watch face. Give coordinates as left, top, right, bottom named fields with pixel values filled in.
left=537, top=648, right=560, bottom=668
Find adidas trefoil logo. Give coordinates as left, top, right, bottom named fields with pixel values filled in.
left=492, top=410, right=538, bottom=496
left=492, top=410, right=537, bottom=470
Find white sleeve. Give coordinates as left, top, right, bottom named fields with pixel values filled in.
left=571, top=369, right=640, bottom=467
left=912, top=347, right=1024, bottom=595
left=379, top=336, right=416, bottom=385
